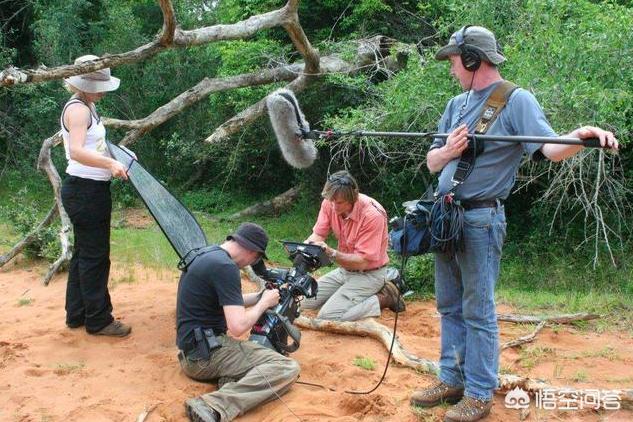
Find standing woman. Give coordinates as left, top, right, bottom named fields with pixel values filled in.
left=60, top=54, right=131, bottom=337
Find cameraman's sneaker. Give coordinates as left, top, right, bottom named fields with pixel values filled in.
left=377, top=281, right=406, bottom=312
left=93, top=320, right=131, bottom=337
left=444, top=396, right=492, bottom=422
left=410, top=380, right=464, bottom=407
left=185, top=398, right=220, bottom=422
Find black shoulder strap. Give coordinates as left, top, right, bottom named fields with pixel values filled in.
left=450, top=80, right=518, bottom=190
left=178, top=245, right=221, bottom=272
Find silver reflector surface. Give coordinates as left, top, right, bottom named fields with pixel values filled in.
left=107, top=142, right=207, bottom=260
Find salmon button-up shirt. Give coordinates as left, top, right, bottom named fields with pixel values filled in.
left=312, top=193, right=389, bottom=269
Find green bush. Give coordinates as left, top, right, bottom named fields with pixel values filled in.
left=1, top=189, right=61, bottom=263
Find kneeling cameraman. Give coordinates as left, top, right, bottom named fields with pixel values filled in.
left=177, top=223, right=300, bottom=422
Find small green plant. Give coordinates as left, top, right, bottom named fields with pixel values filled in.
left=582, top=346, right=619, bottom=361
left=17, top=297, right=33, bottom=306
left=519, top=345, right=555, bottom=369
left=54, top=361, right=85, bottom=375
left=352, top=356, right=376, bottom=371
left=571, top=369, right=589, bottom=383
left=499, top=365, right=514, bottom=375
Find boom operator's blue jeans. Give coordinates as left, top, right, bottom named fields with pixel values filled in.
left=434, top=203, right=506, bottom=401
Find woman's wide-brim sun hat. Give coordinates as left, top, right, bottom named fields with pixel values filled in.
left=64, top=54, right=120, bottom=93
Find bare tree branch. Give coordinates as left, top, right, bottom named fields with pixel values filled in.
left=501, top=321, right=547, bottom=350
left=36, top=132, right=72, bottom=285
left=294, top=316, right=440, bottom=375
left=104, top=63, right=304, bottom=145
left=174, top=2, right=291, bottom=46
left=0, top=0, right=291, bottom=87
left=226, top=187, right=299, bottom=220
left=497, top=312, right=600, bottom=324
left=158, top=0, right=176, bottom=46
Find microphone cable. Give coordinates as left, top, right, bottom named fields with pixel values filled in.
left=430, top=196, right=465, bottom=256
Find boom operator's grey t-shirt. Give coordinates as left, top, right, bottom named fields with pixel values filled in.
left=431, top=81, right=557, bottom=201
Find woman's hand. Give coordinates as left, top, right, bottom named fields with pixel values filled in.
left=109, top=160, right=128, bottom=180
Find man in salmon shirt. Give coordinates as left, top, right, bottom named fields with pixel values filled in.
left=302, top=170, right=405, bottom=321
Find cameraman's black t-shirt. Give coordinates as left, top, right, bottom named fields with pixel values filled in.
left=176, top=246, right=244, bottom=350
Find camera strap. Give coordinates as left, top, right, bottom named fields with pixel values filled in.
left=451, top=80, right=518, bottom=188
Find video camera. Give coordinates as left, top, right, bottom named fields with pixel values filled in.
left=249, top=241, right=330, bottom=355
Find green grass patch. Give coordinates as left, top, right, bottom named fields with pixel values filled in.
left=570, top=369, right=589, bottom=383
left=17, top=297, right=33, bottom=307
left=54, top=361, right=85, bottom=375
left=518, top=345, right=555, bottom=369
left=352, top=356, right=376, bottom=371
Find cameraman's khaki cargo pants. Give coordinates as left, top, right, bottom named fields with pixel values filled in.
left=302, top=267, right=388, bottom=321
left=179, top=335, right=300, bottom=421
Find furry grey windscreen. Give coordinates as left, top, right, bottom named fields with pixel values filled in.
left=107, top=143, right=208, bottom=260
left=266, top=88, right=318, bottom=168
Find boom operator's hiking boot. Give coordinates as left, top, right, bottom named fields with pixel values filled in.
left=444, top=396, right=493, bottom=422
left=410, top=380, right=464, bottom=408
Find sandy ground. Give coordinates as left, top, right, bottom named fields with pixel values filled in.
left=1, top=257, right=632, bottom=422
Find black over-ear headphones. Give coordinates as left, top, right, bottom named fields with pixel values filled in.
left=455, top=25, right=481, bottom=72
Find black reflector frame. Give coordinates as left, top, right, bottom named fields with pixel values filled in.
left=107, top=142, right=207, bottom=260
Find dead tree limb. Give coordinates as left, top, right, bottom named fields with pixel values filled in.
left=501, top=320, right=547, bottom=350
left=294, top=316, right=440, bottom=375
left=37, top=132, right=73, bottom=285
left=0, top=0, right=177, bottom=87
left=226, top=187, right=299, bottom=220
left=205, top=39, right=407, bottom=144
left=497, top=313, right=600, bottom=324
left=0, top=0, right=291, bottom=87
left=110, top=64, right=305, bottom=146
left=158, top=0, right=176, bottom=46
left=0, top=204, right=58, bottom=268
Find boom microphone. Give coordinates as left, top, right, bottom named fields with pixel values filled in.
left=266, top=88, right=317, bottom=169
left=266, top=90, right=611, bottom=153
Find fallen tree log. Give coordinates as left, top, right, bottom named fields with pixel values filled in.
left=294, top=316, right=439, bottom=375
left=497, top=313, right=600, bottom=324
left=501, top=320, right=547, bottom=350
left=226, top=187, right=299, bottom=220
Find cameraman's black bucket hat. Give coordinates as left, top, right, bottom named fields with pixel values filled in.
left=227, top=222, right=269, bottom=259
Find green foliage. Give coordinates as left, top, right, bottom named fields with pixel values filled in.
left=352, top=355, right=376, bottom=371
left=0, top=189, right=61, bottom=263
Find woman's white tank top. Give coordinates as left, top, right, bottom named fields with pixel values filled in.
left=60, top=98, right=112, bottom=181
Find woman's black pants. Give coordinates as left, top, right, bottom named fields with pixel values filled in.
left=61, top=176, right=114, bottom=333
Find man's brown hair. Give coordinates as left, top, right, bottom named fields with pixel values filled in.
left=321, top=170, right=359, bottom=203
